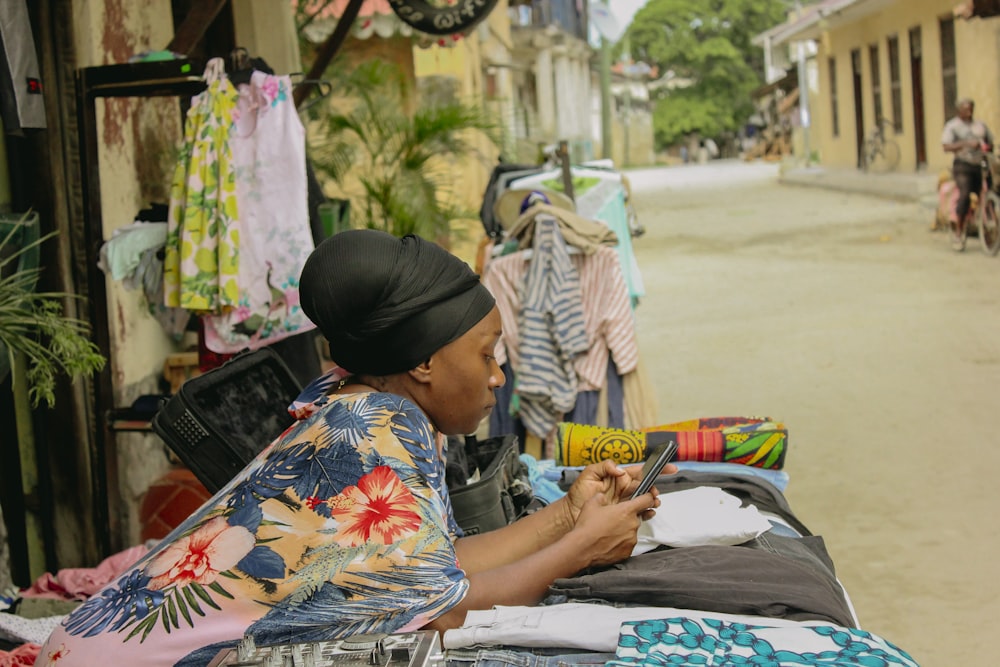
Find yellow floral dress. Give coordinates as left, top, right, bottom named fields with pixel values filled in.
left=163, top=57, right=241, bottom=313
left=39, top=391, right=468, bottom=667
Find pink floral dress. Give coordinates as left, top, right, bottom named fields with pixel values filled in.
left=38, top=391, right=467, bottom=667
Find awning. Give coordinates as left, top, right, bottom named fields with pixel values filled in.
left=757, top=0, right=897, bottom=46
left=296, top=0, right=465, bottom=47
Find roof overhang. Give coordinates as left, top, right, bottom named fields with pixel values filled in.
left=757, top=0, right=898, bottom=47
left=750, top=68, right=798, bottom=99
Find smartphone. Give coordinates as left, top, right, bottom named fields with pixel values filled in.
left=629, top=440, right=678, bottom=500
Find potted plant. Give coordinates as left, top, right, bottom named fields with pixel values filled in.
left=1, top=211, right=106, bottom=590
left=1, top=213, right=105, bottom=408
left=308, top=59, right=498, bottom=241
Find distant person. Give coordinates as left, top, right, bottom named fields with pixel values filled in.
left=704, top=138, right=719, bottom=159
left=941, top=97, right=994, bottom=249
left=680, top=144, right=689, bottom=163
left=954, top=0, right=1000, bottom=18
left=696, top=140, right=710, bottom=164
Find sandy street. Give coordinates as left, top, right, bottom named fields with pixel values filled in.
left=626, top=161, right=999, bottom=667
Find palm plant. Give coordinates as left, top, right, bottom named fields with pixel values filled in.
left=308, top=59, right=498, bottom=240
left=0, top=216, right=105, bottom=408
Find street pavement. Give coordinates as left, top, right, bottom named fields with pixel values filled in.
left=779, top=161, right=940, bottom=210
left=624, top=160, right=998, bottom=667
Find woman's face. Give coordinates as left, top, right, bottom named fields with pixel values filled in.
left=421, top=306, right=505, bottom=435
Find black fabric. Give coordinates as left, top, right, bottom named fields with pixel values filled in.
left=266, top=329, right=322, bottom=388
left=136, top=202, right=169, bottom=222
left=305, top=158, right=328, bottom=246
left=447, top=434, right=536, bottom=535
left=547, top=539, right=855, bottom=628
left=445, top=434, right=473, bottom=488
left=299, top=229, right=495, bottom=375
left=953, top=158, right=982, bottom=222
left=479, top=162, right=542, bottom=238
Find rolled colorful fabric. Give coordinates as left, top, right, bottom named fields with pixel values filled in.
left=555, top=417, right=787, bottom=469
left=556, top=422, right=647, bottom=467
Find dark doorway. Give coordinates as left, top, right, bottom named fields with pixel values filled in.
left=851, top=48, right=865, bottom=169
left=909, top=26, right=927, bottom=168
left=939, top=17, right=958, bottom=120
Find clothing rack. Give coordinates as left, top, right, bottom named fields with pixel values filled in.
left=76, top=58, right=210, bottom=555
left=76, top=39, right=350, bottom=552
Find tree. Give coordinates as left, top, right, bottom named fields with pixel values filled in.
left=309, top=59, right=498, bottom=240
left=625, top=0, right=789, bottom=148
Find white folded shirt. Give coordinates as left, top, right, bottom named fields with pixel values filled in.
left=632, top=486, right=773, bottom=555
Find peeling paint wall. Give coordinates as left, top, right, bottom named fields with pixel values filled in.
left=69, top=0, right=304, bottom=548
left=73, top=0, right=184, bottom=545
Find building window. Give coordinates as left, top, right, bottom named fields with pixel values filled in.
left=869, top=43, right=883, bottom=126
left=829, top=56, right=839, bottom=137
left=940, top=17, right=957, bottom=119
left=887, top=35, right=903, bottom=133
left=485, top=71, right=498, bottom=100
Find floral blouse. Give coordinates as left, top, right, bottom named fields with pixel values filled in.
left=38, top=391, right=468, bottom=667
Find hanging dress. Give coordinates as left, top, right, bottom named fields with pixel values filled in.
left=163, top=57, right=241, bottom=313
left=165, top=57, right=316, bottom=352
left=200, top=67, right=316, bottom=352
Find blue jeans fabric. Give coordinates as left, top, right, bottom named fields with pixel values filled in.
left=447, top=648, right=617, bottom=667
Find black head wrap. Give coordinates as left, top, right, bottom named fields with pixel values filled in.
left=299, top=229, right=496, bottom=375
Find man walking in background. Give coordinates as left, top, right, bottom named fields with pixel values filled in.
left=941, top=98, right=994, bottom=250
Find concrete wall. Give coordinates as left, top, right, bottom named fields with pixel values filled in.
left=589, top=76, right=656, bottom=167
left=413, top=15, right=507, bottom=248
left=414, top=7, right=513, bottom=265
left=233, top=0, right=303, bottom=75
left=815, top=0, right=1000, bottom=172
left=72, top=0, right=184, bottom=546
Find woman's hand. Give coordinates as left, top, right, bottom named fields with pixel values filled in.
left=569, top=493, right=659, bottom=568
left=563, top=459, right=676, bottom=525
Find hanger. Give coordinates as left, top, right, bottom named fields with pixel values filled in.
left=227, top=47, right=274, bottom=86
left=225, top=48, right=334, bottom=110
left=289, top=72, right=335, bottom=112
left=491, top=243, right=582, bottom=259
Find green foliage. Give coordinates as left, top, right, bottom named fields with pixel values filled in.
left=309, top=59, right=498, bottom=239
left=625, top=0, right=789, bottom=148
left=652, top=86, right=752, bottom=146
left=0, top=223, right=106, bottom=408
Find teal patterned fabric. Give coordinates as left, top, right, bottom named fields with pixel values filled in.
left=609, top=617, right=919, bottom=667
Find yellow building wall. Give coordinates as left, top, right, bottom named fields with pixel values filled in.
left=815, top=0, right=1000, bottom=172
left=413, top=5, right=511, bottom=266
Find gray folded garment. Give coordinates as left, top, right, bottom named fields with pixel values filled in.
left=548, top=534, right=855, bottom=629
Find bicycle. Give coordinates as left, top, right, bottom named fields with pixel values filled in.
left=946, top=149, right=1000, bottom=253
left=860, top=118, right=901, bottom=172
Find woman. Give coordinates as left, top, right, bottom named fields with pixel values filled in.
left=39, top=230, right=670, bottom=666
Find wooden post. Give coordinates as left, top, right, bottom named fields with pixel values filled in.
left=559, top=140, right=575, bottom=202
left=293, top=0, right=365, bottom=108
